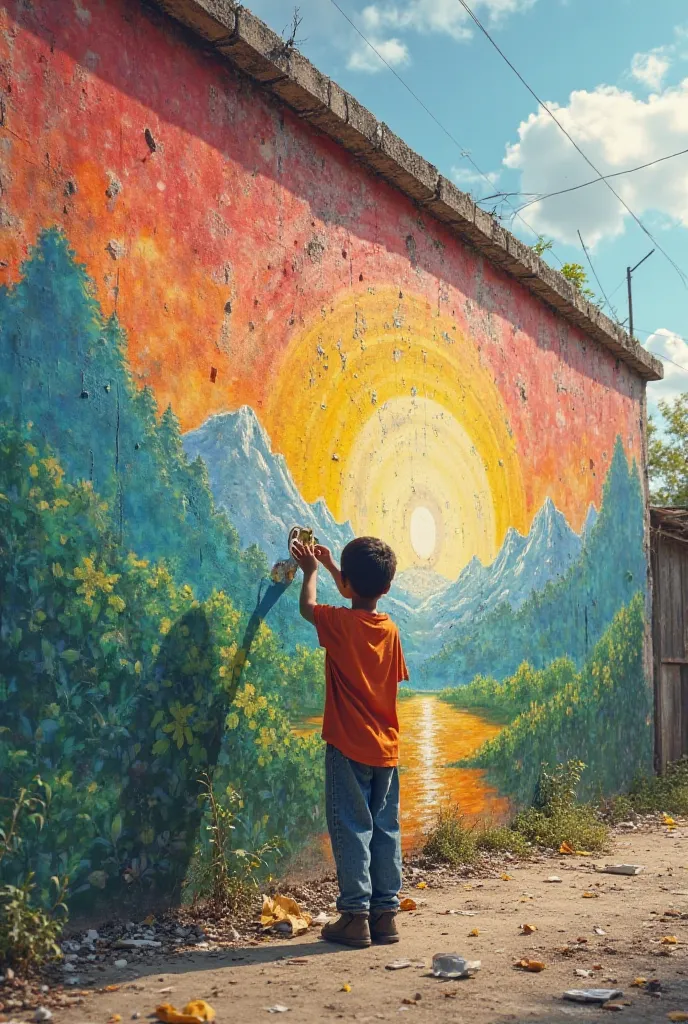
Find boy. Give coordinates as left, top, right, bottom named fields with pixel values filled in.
left=290, top=535, right=409, bottom=949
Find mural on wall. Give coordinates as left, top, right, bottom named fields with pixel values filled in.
left=0, top=0, right=652, bottom=904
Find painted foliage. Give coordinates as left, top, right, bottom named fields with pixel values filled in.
left=0, top=0, right=651, bottom=905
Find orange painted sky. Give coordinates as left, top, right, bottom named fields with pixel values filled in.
left=0, top=0, right=645, bottom=535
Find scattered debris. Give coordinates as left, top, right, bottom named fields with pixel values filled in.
left=514, top=959, right=546, bottom=973
left=114, top=960, right=128, bottom=969
left=601, top=865, right=645, bottom=876
left=156, top=1001, right=215, bottom=1024
left=260, top=895, right=311, bottom=937
left=265, top=1006, right=290, bottom=1014
left=340, top=983, right=351, bottom=993
left=386, top=960, right=414, bottom=971
left=431, top=954, right=480, bottom=979
left=575, top=970, right=594, bottom=979
left=546, top=876, right=562, bottom=883
left=399, top=898, right=417, bottom=912
left=520, top=924, right=537, bottom=935
left=563, top=989, right=623, bottom=1004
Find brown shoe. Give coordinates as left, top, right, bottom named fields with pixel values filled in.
left=370, top=910, right=399, bottom=944
left=321, top=912, right=372, bottom=948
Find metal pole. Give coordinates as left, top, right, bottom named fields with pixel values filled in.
left=626, top=249, right=654, bottom=340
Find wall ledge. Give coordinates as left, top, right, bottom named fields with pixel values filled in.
left=153, top=0, right=663, bottom=383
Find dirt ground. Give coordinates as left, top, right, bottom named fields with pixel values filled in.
left=22, top=822, right=688, bottom=1024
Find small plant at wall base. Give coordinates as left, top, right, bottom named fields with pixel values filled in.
left=422, top=761, right=609, bottom=867
left=512, top=760, right=608, bottom=853
left=0, top=779, right=69, bottom=968
left=184, top=773, right=280, bottom=917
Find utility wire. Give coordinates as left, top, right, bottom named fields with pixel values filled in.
left=577, top=229, right=618, bottom=321
left=454, top=0, right=688, bottom=288
left=327, top=0, right=564, bottom=265
left=509, top=147, right=688, bottom=214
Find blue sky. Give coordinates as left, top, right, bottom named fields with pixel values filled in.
left=245, top=0, right=688, bottom=418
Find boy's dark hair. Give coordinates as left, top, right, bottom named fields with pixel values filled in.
left=340, top=536, right=397, bottom=599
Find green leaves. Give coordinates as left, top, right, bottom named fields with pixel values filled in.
left=648, top=395, right=688, bottom=506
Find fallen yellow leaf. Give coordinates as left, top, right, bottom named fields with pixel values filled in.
left=575, top=851, right=592, bottom=857
left=468, top=928, right=479, bottom=937
left=662, top=936, right=678, bottom=945
left=144, top=914, right=156, bottom=925
left=582, top=891, right=600, bottom=899
left=514, top=958, right=546, bottom=973
left=399, top=897, right=417, bottom=911
left=667, top=1014, right=688, bottom=1022
left=521, top=924, right=537, bottom=935
left=631, top=978, right=647, bottom=987
left=155, top=1003, right=215, bottom=1024
left=560, top=842, right=575, bottom=855
left=415, top=881, right=427, bottom=889
left=341, top=983, right=351, bottom=993
left=501, top=874, right=513, bottom=881
left=664, top=815, right=677, bottom=826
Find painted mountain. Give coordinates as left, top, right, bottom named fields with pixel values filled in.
left=183, top=404, right=612, bottom=684
left=184, top=406, right=354, bottom=565
left=424, top=438, right=646, bottom=689
left=415, top=498, right=586, bottom=657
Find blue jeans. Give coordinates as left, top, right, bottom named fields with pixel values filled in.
left=325, top=744, right=402, bottom=914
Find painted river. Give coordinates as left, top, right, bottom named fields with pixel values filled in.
left=295, top=693, right=509, bottom=850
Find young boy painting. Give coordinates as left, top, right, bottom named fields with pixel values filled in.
left=290, top=535, right=409, bottom=948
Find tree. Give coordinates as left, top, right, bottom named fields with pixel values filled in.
left=648, top=395, right=688, bottom=506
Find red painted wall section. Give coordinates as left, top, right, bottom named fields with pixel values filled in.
left=0, top=0, right=642, bottom=538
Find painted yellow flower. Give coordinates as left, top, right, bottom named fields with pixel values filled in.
left=159, top=617, right=172, bottom=636
left=226, top=712, right=240, bottom=730
left=108, top=595, right=126, bottom=613
left=28, top=464, right=39, bottom=478
left=52, top=563, right=64, bottom=578
left=87, top=781, right=98, bottom=794
left=72, top=555, right=120, bottom=605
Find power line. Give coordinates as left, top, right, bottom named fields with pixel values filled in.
left=511, top=147, right=688, bottom=215
left=326, top=0, right=565, bottom=265
left=454, top=0, right=688, bottom=288
left=577, top=229, right=618, bottom=321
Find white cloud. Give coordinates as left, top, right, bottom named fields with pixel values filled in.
left=631, top=51, right=671, bottom=92
left=503, top=80, right=688, bottom=246
left=343, top=0, right=536, bottom=70
left=647, top=328, right=688, bottom=404
left=347, top=34, right=409, bottom=72
left=451, top=165, right=500, bottom=195
left=358, top=0, right=535, bottom=41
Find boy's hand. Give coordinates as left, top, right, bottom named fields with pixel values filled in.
left=291, top=539, right=318, bottom=574
left=314, top=544, right=336, bottom=570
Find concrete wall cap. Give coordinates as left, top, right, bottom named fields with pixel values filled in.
left=152, top=0, right=663, bottom=383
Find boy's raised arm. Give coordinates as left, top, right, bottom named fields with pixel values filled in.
left=291, top=540, right=318, bottom=624
left=315, top=545, right=348, bottom=597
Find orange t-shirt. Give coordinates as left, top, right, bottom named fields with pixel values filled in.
left=313, top=605, right=409, bottom=767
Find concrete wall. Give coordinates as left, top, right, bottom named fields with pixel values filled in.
left=0, top=0, right=657, bottom=906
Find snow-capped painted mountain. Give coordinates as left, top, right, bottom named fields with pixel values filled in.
left=411, top=498, right=584, bottom=660
left=184, top=406, right=590, bottom=680
left=183, top=406, right=354, bottom=564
